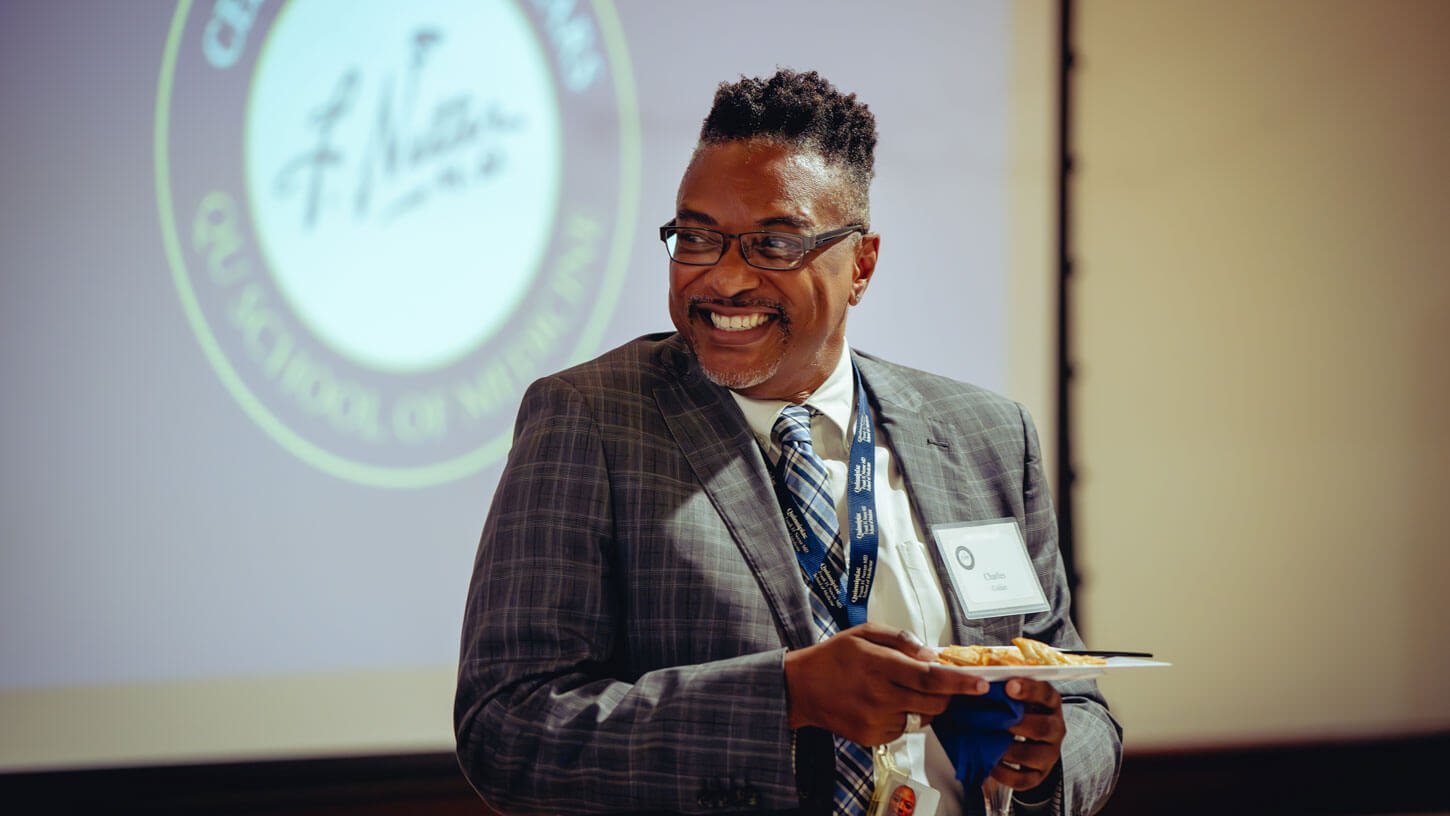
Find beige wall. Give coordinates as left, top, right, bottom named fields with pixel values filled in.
left=1073, top=0, right=1450, bottom=748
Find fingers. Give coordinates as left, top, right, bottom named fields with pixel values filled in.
left=846, top=624, right=987, bottom=697
left=784, top=626, right=985, bottom=745
left=1009, top=708, right=1066, bottom=744
left=852, top=621, right=935, bottom=660
left=993, top=678, right=1066, bottom=791
left=991, top=727, right=1061, bottom=789
left=999, top=726, right=1061, bottom=766
left=815, top=700, right=931, bottom=746
left=1005, top=678, right=1061, bottom=711
left=890, top=687, right=955, bottom=718
left=990, top=756, right=1055, bottom=791
left=901, top=711, right=932, bottom=734
left=920, top=664, right=989, bottom=695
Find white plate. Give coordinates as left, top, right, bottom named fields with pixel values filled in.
left=931, top=654, right=1172, bottom=682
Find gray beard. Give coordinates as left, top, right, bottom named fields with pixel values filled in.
left=683, top=314, right=819, bottom=394
left=699, top=355, right=782, bottom=392
left=691, top=336, right=838, bottom=397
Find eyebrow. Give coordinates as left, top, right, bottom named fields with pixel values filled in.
left=675, top=208, right=717, bottom=226
left=757, top=214, right=812, bottom=230
left=675, top=208, right=814, bottom=231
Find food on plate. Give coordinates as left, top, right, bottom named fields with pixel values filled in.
left=937, top=644, right=1023, bottom=667
left=936, top=637, right=1107, bottom=668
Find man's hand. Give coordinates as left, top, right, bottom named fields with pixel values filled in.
left=783, top=622, right=988, bottom=746
left=993, top=678, right=1066, bottom=790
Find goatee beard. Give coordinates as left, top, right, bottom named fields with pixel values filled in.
left=683, top=296, right=790, bottom=392
left=698, top=355, right=783, bottom=391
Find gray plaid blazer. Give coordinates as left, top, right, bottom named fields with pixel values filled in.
left=455, top=334, right=1121, bottom=815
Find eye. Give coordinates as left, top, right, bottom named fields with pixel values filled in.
left=749, top=232, right=805, bottom=259
left=675, top=229, right=719, bottom=248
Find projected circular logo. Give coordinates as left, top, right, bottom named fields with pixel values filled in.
left=155, top=0, right=639, bottom=487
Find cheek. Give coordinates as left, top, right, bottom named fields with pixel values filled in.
left=794, top=280, right=838, bottom=323
left=667, top=270, right=703, bottom=320
left=668, top=266, right=701, bottom=297
left=665, top=275, right=688, bottom=310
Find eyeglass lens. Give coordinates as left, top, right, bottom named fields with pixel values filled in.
left=666, top=228, right=807, bottom=270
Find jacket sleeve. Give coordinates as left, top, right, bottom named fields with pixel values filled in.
left=453, top=375, right=803, bottom=814
left=1015, top=403, right=1123, bottom=816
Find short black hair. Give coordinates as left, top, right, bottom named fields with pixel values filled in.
left=697, top=68, right=876, bottom=222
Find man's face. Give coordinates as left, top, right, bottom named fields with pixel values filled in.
left=889, top=785, right=916, bottom=816
left=667, top=139, right=878, bottom=402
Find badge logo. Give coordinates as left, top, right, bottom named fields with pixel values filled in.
left=156, top=0, right=639, bottom=487
left=954, top=545, right=975, bottom=571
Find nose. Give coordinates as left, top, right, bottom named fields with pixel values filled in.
left=698, top=240, right=763, bottom=299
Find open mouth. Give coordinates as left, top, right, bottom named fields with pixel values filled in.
left=708, top=312, right=773, bottom=332
left=689, top=299, right=785, bottom=336
left=687, top=300, right=788, bottom=339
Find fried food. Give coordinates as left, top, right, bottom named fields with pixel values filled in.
left=937, top=644, right=1021, bottom=667
left=936, top=637, right=1106, bottom=668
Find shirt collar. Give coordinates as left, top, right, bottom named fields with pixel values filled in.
left=730, top=344, right=856, bottom=457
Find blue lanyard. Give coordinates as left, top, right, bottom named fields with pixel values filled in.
left=770, top=364, right=880, bottom=630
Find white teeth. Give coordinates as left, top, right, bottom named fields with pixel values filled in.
left=709, top=312, right=771, bottom=331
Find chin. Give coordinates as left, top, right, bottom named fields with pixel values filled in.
left=691, top=343, right=783, bottom=392
left=699, top=358, right=781, bottom=392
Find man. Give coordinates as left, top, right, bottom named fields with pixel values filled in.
left=888, top=784, right=917, bottom=816
left=456, top=69, right=1121, bottom=815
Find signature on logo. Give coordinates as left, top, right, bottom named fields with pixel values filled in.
left=274, top=31, right=525, bottom=230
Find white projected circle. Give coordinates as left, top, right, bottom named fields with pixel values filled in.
left=244, top=0, right=562, bottom=373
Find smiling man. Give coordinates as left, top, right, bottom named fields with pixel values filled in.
left=456, top=69, right=1121, bottom=816
left=666, top=139, right=872, bottom=401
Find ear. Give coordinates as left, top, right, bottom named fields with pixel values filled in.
left=848, top=232, right=879, bottom=306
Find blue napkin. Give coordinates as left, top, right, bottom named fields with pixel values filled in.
left=930, top=682, right=1025, bottom=789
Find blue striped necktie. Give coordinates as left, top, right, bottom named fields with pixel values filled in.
left=772, top=405, right=874, bottom=816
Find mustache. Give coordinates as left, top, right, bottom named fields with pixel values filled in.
left=687, top=296, right=787, bottom=320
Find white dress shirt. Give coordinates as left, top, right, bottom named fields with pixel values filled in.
left=731, top=344, right=967, bottom=816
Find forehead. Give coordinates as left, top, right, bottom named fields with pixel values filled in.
left=676, top=140, right=846, bottom=227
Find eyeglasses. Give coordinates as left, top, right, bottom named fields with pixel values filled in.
left=659, top=221, right=865, bottom=271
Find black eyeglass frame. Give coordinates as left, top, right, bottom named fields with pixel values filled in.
left=658, top=221, right=866, bottom=271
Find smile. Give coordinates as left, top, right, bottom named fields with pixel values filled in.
left=709, top=312, right=773, bottom=332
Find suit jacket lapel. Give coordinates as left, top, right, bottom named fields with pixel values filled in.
left=854, top=352, right=988, bottom=531
left=854, top=352, right=1002, bottom=646
left=653, top=341, right=816, bottom=650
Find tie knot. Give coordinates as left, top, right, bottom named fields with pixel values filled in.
left=772, top=404, right=815, bottom=450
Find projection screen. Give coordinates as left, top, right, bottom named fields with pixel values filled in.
left=0, top=0, right=1057, bottom=770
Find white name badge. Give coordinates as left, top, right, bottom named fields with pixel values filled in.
left=931, top=519, right=1050, bottom=620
